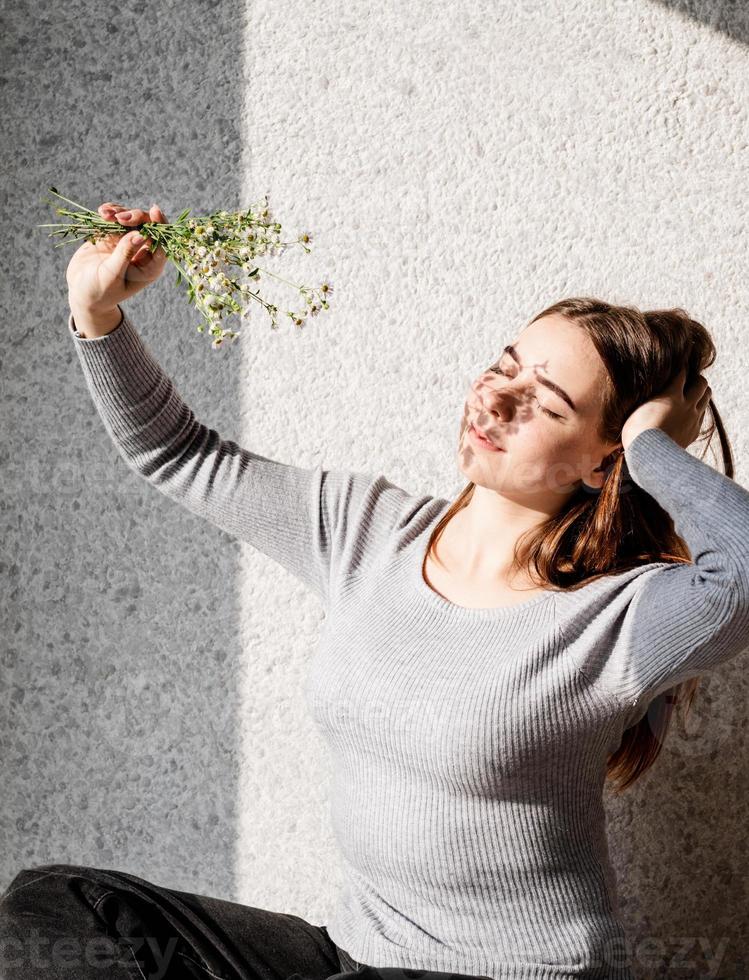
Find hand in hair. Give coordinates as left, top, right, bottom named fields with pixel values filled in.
left=621, top=365, right=712, bottom=452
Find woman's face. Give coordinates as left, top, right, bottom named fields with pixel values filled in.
left=458, top=314, right=621, bottom=500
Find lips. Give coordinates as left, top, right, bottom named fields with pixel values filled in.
left=469, top=422, right=504, bottom=451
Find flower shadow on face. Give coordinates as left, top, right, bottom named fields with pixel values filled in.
left=457, top=370, right=546, bottom=468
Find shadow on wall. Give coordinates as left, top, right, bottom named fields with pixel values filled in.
left=2, top=0, right=246, bottom=902
left=653, top=0, right=749, bottom=46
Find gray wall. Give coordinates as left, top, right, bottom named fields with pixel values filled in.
left=3, top=0, right=749, bottom=976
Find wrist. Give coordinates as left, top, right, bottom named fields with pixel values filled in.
left=621, top=423, right=661, bottom=452
left=69, top=303, right=124, bottom=338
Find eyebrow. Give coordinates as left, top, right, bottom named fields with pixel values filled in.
left=502, top=344, right=578, bottom=413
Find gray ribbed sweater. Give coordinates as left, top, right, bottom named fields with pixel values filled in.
left=68, top=308, right=749, bottom=980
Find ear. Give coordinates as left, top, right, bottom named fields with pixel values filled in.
left=582, top=443, right=624, bottom=490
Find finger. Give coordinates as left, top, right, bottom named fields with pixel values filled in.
left=149, top=204, right=168, bottom=224
left=132, top=239, right=153, bottom=264
left=114, top=208, right=151, bottom=226
left=685, top=371, right=709, bottom=398
left=134, top=234, right=167, bottom=271
left=103, top=229, right=150, bottom=279
left=98, top=203, right=128, bottom=218
left=153, top=205, right=169, bottom=225
left=147, top=206, right=169, bottom=262
left=697, top=384, right=712, bottom=406
left=662, top=369, right=681, bottom=396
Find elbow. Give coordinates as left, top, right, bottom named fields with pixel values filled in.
left=724, top=556, right=749, bottom=610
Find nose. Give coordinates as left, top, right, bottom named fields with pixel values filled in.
left=472, top=376, right=519, bottom=422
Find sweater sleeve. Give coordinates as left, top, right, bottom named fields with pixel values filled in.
left=598, top=426, right=749, bottom=705
left=67, top=308, right=380, bottom=609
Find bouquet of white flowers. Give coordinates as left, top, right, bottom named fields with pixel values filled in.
left=39, top=187, right=333, bottom=349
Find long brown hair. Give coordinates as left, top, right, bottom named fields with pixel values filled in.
left=426, top=296, right=731, bottom=794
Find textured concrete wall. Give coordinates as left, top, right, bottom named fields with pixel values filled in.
left=3, top=0, right=749, bottom=976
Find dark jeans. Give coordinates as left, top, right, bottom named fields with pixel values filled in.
left=0, top=862, right=363, bottom=980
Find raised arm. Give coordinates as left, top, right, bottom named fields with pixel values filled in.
left=578, top=426, right=749, bottom=706
left=68, top=308, right=381, bottom=607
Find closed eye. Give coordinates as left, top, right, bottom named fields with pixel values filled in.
left=489, top=365, right=564, bottom=420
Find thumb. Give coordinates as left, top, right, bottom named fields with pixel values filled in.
left=670, top=364, right=688, bottom=394
left=104, top=230, right=148, bottom=279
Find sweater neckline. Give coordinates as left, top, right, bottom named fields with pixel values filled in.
left=409, top=498, right=557, bottom=620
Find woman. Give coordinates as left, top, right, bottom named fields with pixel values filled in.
left=2, top=202, right=747, bottom=980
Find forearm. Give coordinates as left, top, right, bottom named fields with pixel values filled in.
left=66, top=306, right=337, bottom=603
left=624, top=426, right=749, bottom=594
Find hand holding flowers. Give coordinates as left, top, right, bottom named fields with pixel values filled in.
left=41, top=188, right=333, bottom=349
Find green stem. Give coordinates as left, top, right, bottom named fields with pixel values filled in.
left=45, top=187, right=99, bottom=215
left=254, top=265, right=306, bottom=292
left=166, top=253, right=197, bottom=286
left=53, top=235, right=93, bottom=248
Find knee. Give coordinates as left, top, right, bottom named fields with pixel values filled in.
left=3, top=864, right=54, bottom=893
left=0, top=864, right=128, bottom=978
left=0, top=864, right=91, bottom=918
left=4, top=863, right=76, bottom=887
